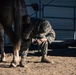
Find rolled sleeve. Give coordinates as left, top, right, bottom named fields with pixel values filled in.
left=46, top=29, right=55, bottom=43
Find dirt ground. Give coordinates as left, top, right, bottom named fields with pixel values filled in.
left=0, top=49, right=76, bottom=75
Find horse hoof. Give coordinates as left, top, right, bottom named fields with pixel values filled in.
left=2, top=58, right=6, bottom=62
left=0, top=58, right=6, bottom=62
left=9, top=63, right=17, bottom=68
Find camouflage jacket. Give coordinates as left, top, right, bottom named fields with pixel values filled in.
left=22, top=18, right=55, bottom=43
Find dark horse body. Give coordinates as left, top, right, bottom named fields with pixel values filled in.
left=0, top=0, right=27, bottom=67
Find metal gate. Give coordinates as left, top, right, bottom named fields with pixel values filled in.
left=42, top=4, right=76, bottom=40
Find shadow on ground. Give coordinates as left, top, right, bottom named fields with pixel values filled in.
left=30, top=43, right=76, bottom=57
left=0, top=42, right=76, bottom=57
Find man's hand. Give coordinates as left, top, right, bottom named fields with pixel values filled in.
left=40, top=38, right=47, bottom=42
left=37, top=38, right=47, bottom=45
left=32, top=38, right=47, bottom=45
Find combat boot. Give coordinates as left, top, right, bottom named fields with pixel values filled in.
left=40, top=41, right=54, bottom=63
left=41, top=55, right=50, bottom=63
left=20, top=49, right=28, bottom=67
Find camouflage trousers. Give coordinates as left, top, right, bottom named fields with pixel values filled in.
left=21, top=39, right=48, bottom=58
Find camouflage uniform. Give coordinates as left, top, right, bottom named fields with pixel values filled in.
left=21, top=17, right=55, bottom=59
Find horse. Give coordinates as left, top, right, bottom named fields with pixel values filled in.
left=0, top=25, right=5, bottom=62
left=0, top=0, right=27, bottom=67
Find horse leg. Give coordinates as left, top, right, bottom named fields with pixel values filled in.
left=2, top=25, right=20, bottom=67
left=12, top=39, right=21, bottom=67
left=0, top=26, right=5, bottom=62
left=10, top=0, right=22, bottom=67
left=1, top=5, right=21, bottom=67
left=11, top=0, right=28, bottom=67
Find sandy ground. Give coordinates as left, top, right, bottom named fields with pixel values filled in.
left=0, top=49, right=76, bottom=75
